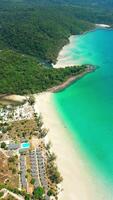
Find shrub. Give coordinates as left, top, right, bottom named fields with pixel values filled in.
left=1, top=142, right=6, bottom=149
left=0, top=192, right=4, bottom=198
left=30, top=178, right=35, bottom=185
left=12, top=168, right=16, bottom=174
left=28, top=95, right=35, bottom=105
left=8, top=157, right=15, bottom=163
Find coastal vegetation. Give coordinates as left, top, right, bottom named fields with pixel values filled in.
left=33, top=187, right=44, bottom=200
left=0, top=50, right=87, bottom=95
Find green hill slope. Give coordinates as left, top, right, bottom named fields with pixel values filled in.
left=0, top=6, right=94, bottom=64
left=0, top=50, right=85, bottom=94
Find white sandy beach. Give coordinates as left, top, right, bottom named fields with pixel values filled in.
left=53, top=36, right=78, bottom=68
left=34, top=92, right=113, bottom=200
left=53, top=24, right=111, bottom=69
left=96, top=24, right=111, bottom=28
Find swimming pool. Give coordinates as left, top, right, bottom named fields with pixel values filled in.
left=21, top=142, right=30, bottom=149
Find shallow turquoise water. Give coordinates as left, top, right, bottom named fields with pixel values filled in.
left=53, top=29, right=113, bottom=184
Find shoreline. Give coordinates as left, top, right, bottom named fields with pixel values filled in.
left=95, top=23, right=111, bottom=28
left=53, top=25, right=111, bottom=69
left=0, top=66, right=95, bottom=105
left=49, top=66, right=96, bottom=93
left=34, top=92, right=112, bottom=200
left=53, top=35, right=78, bottom=68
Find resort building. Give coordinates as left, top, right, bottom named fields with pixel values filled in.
left=8, top=143, right=20, bottom=150
left=8, top=141, right=30, bottom=152
left=29, top=150, right=40, bottom=188
left=29, top=148, right=50, bottom=199
left=20, top=155, right=27, bottom=190
left=36, top=148, right=48, bottom=191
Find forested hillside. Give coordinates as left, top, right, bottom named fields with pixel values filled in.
left=0, top=0, right=113, bottom=94
left=0, top=5, right=94, bottom=63
left=0, top=50, right=86, bottom=94
left=1, top=0, right=113, bottom=9
left=1, top=3, right=113, bottom=64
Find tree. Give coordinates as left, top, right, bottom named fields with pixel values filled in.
left=25, top=194, right=31, bottom=200
left=33, top=187, right=44, bottom=199
left=27, top=169, right=31, bottom=173
left=36, top=115, right=43, bottom=129
left=12, top=168, right=16, bottom=174
left=5, top=195, right=14, bottom=200
left=46, top=141, right=52, bottom=151
left=47, top=189, right=56, bottom=197
left=47, top=164, right=63, bottom=184
left=0, top=192, right=3, bottom=198
left=28, top=95, right=35, bottom=105
left=48, top=152, right=57, bottom=162
left=38, top=128, right=48, bottom=138
left=1, top=142, right=6, bottom=149
left=8, top=157, right=15, bottom=163
left=30, top=178, right=35, bottom=185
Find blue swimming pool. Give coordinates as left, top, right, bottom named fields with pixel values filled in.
left=21, top=142, right=30, bottom=149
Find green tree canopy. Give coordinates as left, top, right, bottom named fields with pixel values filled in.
left=1, top=142, right=6, bottom=149
left=33, top=187, right=45, bottom=199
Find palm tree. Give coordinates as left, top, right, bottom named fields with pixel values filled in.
left=39, top=128, right=48, bottom=138
left=48, top=152, right=56, bottom=162
left=45, top=141, right=52, bottom=151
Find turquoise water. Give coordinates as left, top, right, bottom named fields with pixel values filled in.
left=53, top=29, right=113, bottom=184
left=21, top=142, right=30, bottom=149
